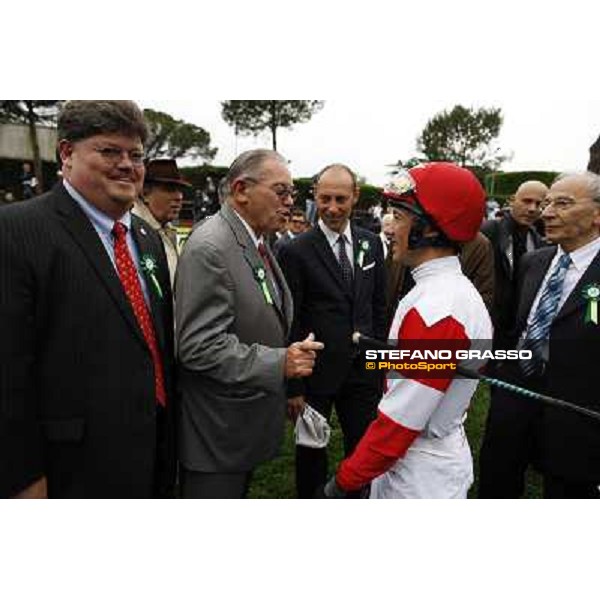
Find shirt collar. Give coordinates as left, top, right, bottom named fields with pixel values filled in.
left=63, top=179, right=131, bottom=233
left=411, top=255, right=461, bottom=283
left=133, top=199, right=160, bottom=228
left=560, top=235, right=600, bottom=272
left=231, top=207, right=262, bottom=248
left=318, top=219, right=353, bottom=248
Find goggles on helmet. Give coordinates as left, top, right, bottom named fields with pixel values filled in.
left=382, top=168, right=454, bottom=250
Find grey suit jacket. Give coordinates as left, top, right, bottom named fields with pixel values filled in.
left=175, top=203, right=293, bottom=472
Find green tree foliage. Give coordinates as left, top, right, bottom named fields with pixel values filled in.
left=221, top=101, right=324, bottom=151
left=0, top=100, right=61, bottom=193
left=386, top=157, right=424, bottom=175
left=143, top=108, right=217, bottom=162
left=416, top=105, right=506, bottom=170
left=485, top=170, right=559, bottom=204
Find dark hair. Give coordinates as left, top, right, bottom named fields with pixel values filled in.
left=290, top=207, right=307, bottom=220
left=58, top=101, right=148, bottom=144
left=313, top=163, right=358, bottom=190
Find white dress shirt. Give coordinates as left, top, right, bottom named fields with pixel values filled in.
left=318, top=219, right=354, bottom=273
left=522, top=236, right=600, bottom=336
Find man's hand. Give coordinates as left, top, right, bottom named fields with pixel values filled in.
left=287, top=395, right=306, bottom=423
left=285, top=333, right=324, bottom=378
left=314, top=475, right=347, bottom=499
left=13, top=476, right=47, bottom=499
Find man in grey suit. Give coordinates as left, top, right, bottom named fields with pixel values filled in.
left=176, top=149, right=323, bottom=498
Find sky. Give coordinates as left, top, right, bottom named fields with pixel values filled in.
left=138, top=96, right=600, bottom=186
left=7, top=2, right=600, bottom=188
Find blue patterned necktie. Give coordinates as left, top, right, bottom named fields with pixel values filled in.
left=520, top=252, right=571, bottom=376
left=337, top=234, right=353, bottom=286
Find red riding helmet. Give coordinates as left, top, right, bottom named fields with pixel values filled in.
left=382, top=162, right=486, bottom=243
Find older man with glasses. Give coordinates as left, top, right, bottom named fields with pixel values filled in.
left=479, top=171, right=600, bottom=498
left=175, top=148, right=323, bottom=498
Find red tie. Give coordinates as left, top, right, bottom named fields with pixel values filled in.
left=257, top=241, right=273, bottom=273
left=112, top=222, right=166, bottom=407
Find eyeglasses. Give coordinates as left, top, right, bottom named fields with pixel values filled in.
left=540, top=197, right=591, bottom=212
left=92, top=146, right=146, bottom=166
left=245, top=177, right=298, bottom=200
left=291, top=219, right=306, bottom=225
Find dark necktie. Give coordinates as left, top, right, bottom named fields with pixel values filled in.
left=112, top=222, right=166, bottom=406
left=520, top=252, right=571, bottom=377
left=258, top=241, right=280, bottom=302
left=337, top=234, right=353, bottom=286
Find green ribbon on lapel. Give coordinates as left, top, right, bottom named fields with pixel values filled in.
left=140, top=254, right=163, bottom=299
left=356, top=239, right=370, bottom=268
left=582, top=283, right=600, bottom=324
left=254, top=266, right=273, bottom=305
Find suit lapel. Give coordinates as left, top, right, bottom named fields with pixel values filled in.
left=515, top=248, right=556, bottom=331
left=555, top=249, right=600, bottom=323
left=311, top=227, right=353, bottom=300
left=53, top=184, right=147, bottom=346
left=498, top=218, right=513, bottom=276
left=263, top=241, right=292, bottom=324
left=351, top=226, right=367, bottom=302
left=221, top=204, right=289, bottom=329
left=130, top=217, right=167, bottom=352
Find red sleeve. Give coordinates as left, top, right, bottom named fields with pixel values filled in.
left=337, top=410, right=420, bottom=491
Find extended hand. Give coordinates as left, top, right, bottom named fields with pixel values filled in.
left=285, top=333, right=324, bottom=378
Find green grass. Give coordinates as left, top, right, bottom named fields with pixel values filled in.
left=249, top=383, right=543, bottom=498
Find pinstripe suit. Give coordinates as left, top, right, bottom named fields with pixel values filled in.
left=0, top=183, right=176, bottom=498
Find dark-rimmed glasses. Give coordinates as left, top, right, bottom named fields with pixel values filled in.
left=540, top=196, right=594, bottom=213
left=244, top=177, right=298, bottom=200
left=92, top=146, right=146, bottom=166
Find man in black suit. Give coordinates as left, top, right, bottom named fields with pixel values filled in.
left=0, top=101, right=176, bottom=498
left=278, top=164, right=387, bottom=498
left=479, top=171, right=600, bottom=498
left=481, top=180, right=547, bottom=350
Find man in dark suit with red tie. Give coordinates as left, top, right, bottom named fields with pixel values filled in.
left=479, top=171, right=600, bottom=498
left=278, top=164, right=387, bottom=498
left=0, top=101, right=176, bottom=498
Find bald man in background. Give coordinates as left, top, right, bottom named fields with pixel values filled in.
left=481, top=181, right=547, bottom=351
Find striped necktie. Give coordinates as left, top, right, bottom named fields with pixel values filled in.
left=520, top=252, right=571, bottom=377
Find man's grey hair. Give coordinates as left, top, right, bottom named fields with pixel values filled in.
left=553, top=171, right=600, bottom=204
left=221, top=149, right=288, bottom=201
